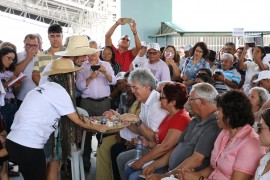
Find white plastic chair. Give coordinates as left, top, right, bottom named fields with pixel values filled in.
left=69, top=107, right=88, bottom=180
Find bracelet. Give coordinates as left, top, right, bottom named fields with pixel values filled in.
left=135, top=119, right=142, bottom=127
left=199, top=176, right=204, bottom=180
left=133, top=32, right=137, bottom=36
left=115, top=22, right=119, bottom=26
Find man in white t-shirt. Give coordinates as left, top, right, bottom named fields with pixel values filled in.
left=15, top=34, right=39, bottom=107
left=142, top=43, right=171, bottom=82
left=130, top=41, right=148, bottom=70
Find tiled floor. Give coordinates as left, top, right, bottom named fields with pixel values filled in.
left=10, top=138, right=98, bottom=180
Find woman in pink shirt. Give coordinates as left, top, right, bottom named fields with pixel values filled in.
left=180, top=90, right=265, bottom=180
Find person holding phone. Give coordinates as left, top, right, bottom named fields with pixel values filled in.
left=105, top=18, right=142, bottom=72
left=239, top=43, right=269, bottom=92
left=161, top=45, right=181, bottom=81
left=213, top=53, right=241, bottom=94
left=76, top=40, right=117, bottom=178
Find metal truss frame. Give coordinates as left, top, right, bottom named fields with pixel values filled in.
left=0, top=0, right=116, bottom=33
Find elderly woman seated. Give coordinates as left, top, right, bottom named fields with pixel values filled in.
left=118, top=82, right=191, bottom=180
left=248, top=87, right=269, bottom=130
left=180, top=90, right=265, bottom=180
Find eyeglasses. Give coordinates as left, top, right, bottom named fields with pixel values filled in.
left=121, top=38, right=130, bottom=41
left=160, top=96, right=167, bottom=101
left=257, top=123, right=269, bottom=134
left=5, top=55, right=15, bottom=62
left=131, top=86, right=140, bottom=91
left=102, top=52, right=112, bottom=56
left=188, top=97, right=202, bottom=101
left=25, top=44, right=38, bottom=48
left=147, top=51, right=158, bottom=55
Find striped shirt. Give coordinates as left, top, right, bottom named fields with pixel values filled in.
left=32, top=47, right=65, bottom=74
left=214, top=68, right=241, bottom=94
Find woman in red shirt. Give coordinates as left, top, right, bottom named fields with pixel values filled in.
left=122, top=82, right=191, bottom=179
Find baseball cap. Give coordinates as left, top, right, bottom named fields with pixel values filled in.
left=147, top=43, right=160, bottom=51
left=183, top=44, right=192, bottom=51
left=253, top=70, right=270, bottom=83
left=141, top=41, right=148, bottom=47
left=116, top=72, right=126, bottom=81
left=120, top=35, right=130, bottom=41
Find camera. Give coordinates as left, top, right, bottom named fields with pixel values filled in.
left=91, top=65, right=101, bottom=71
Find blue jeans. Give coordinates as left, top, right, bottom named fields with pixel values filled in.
left=0, top=101, right=17, bottom=133
left=125, top=160, right=167, bottom=180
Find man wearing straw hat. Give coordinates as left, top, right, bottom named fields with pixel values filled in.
left=6, top=59, right=109, bottom=180
left=40, top=35, right=99, bottom=86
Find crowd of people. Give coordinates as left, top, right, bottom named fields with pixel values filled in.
left=0, top=17, right=270, bottom=180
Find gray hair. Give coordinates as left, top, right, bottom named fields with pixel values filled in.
left=128, top=68, right=157, bottom=91
left=23, top=34, right=39, bottom=43
left=191, top=83, right=218, bottom=104
left=249, top=87, right=269, bottom=107
left=221, top=53, right=234, bottom=62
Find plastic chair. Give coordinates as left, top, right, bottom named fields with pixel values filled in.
left=69, top=107, right=88, bottom=180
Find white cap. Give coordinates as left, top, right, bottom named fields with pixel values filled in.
left=116, top=72, right=126, bottom=81
left=184, top=44, right=192, bottom=51
left=141, top=41, right=148, bottom=47
left=253, top=70, right=270, bottom=83
left=147, top=43, right=160, bottom=51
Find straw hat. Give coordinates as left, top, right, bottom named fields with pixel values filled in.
left=42, top=58, right=81, bottom=76
left=55, top=35, right=99, bottom=56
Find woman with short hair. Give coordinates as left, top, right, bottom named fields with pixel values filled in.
left=248, top=87, right=269, bottom=129
left=181, top=90, right=265, bottom=180
left=121, top=82, right=190, bottom=180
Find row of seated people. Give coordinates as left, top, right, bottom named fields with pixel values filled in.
left=93, top=67, right=270, bottom=180
left=1, top=18, right=269, bottom=180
